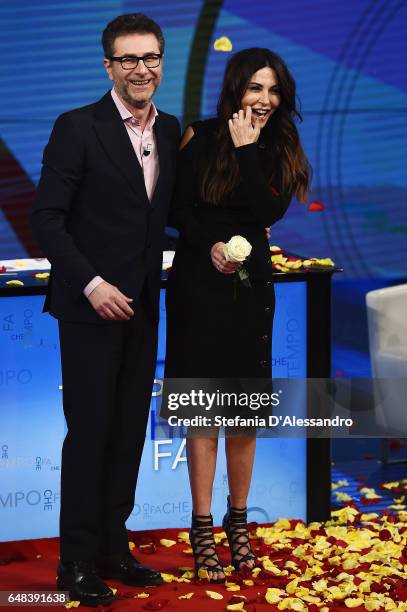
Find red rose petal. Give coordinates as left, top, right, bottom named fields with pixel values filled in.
left=379, top=529, right=392, bottom=541
left=308, top=200, right=325, bottom=211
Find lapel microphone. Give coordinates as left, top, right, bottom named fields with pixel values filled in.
left=143, top=143, right=152, bottom=157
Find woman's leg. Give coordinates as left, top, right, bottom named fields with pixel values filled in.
left=225, top=435, right=256, bottom=507
left=225, top=434, right=257, bottom=569
left=187, top=436, right=225, bottom=581
left=187, top=436, right=218, bottom=514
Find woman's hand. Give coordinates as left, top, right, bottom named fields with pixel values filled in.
left=210, top=242, right=241, bottom=274
left=228, top=106, right=261, bottom=148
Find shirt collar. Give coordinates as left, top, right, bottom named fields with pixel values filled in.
left=111, top=87, right=158, bottom=129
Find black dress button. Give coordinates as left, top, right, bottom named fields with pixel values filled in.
left=260, top=360, right=268, bottom=367
left=261, top=334, right=269, bottom=342
left=266, top=281, right=272, bottom=287
left=265, top=306, right=272, bottom=313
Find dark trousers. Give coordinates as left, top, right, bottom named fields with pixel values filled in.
left=57, top=288, right=158, bottom=561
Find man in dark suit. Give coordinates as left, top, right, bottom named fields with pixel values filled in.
left=31, top=14, right=180, bottom=606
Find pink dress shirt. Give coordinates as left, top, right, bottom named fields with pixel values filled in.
left=84, top=88, right=160, bottom=298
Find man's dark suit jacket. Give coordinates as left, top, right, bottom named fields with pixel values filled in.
left=31, top=92, right=180, bottom=323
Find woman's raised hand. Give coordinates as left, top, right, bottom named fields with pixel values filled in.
left=228, top=107, right=261, bottom=148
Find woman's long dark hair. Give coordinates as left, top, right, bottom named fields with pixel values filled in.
left=201, top=48, right=311, bottom=204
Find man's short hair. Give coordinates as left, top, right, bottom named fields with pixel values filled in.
left=102, top=13, right=165, bottom=57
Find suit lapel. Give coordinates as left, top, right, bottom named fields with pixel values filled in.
left=93, top=93, right=149, bottom=205
left=150, top=114, right=171, bottom=208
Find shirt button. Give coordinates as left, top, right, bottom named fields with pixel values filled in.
left=261, top=334, right=269, bottom=342
left=260, top=360, right=268, bottom=367
left=266, top=281, right=272, bottom=287
left=265, top=306, right=272, bottom=314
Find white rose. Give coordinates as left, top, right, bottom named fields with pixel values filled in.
left=223, top=235, right=252, bottom=263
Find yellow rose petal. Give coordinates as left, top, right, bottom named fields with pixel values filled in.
left=344, top=598, right=365, bottom=608
left=198, top=567, right=210, bottom=580
left=361, top=513, right=379, bottom=521
left=213, top=36, right=233, bottom=52
left=6, top=280, right=24, bottom=286
left=226, top=603, right=246, bottom=611
left=243, top=579, right=254, bottom=586
left=265, top=588, right=285, bottom=604
left=382, top=481, right=400, bottom=489
left=128, top=541, right=135, bottom=550
left=364, top=492, right=382, bottom=500
left=214, top=531, right=227, bottom=543
left=160, top=538, right=176, bottom=547
left=183, top=547, right=193, bottom=554
left=332, top=479, right=350, bottom=489
left=286, top=578, right=299, bottom=594
left=181, top=570, right=195, bottom=579
left=65, top=603, right=80, bottom=609
left=134, top=593, right=150, bottom=599
left=312, top=579, right=328, bottom=592
left=161, top=572, right=176, bottom=582
left=335, top=492, right=353, bottom=502
left=365, top=600, right=382, bottom=611
left=271, top=254, right=288, bottom=265
left=284, top=260, right=303, bottom=269
left=278, top=597, right=306, bottom=610
left=35, top=272, right=50, bottom=279
left=178, top=531, right=190, bottom=543
left=227, top=586, right=241, bottom=592
left=206, top=590, right=223, bottom=600
left=178, top=592, right=194, bottom=600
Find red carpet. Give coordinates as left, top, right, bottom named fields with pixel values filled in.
left=0, top=515, right=406, bottom=611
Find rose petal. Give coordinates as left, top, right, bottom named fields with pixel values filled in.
left=213, top=36, right=233, bottom=52
left=205, top=590, right=224, bottom=599
left=308, top=201, right=325, bottom=211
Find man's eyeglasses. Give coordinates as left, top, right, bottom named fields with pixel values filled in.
left=107, top=54, right=162, bottom=70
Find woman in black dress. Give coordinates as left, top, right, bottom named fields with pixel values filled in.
left=165, top=48, right=311, bottom=582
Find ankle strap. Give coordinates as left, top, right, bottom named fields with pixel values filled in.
left=192, top=513, right=213, bottom=526
left=192, top=512, right=213, bottom=519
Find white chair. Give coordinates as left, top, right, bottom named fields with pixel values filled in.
left=366, top=284, right=407, bottom=462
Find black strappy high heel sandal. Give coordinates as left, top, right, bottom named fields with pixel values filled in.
left=222, top=496, right=256, bottom=571
left=189, top=513, right=225, bottom=583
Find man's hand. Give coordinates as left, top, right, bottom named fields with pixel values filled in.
left=87, top=281, right=134, bottom=320
left=210, top=242, right=241, bottom=274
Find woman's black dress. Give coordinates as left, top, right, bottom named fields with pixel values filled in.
left=164, top=119, right=291, bottom=382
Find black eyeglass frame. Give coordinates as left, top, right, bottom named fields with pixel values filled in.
left=107, top=54, right=163, bottom=69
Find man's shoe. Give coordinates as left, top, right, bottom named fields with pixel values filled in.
left=97, top=552, right=164, bottom=586
left=57, top=561, right=115, bottom=607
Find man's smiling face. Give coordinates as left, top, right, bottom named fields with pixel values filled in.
left=104, top=32, right=163, bottom=111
